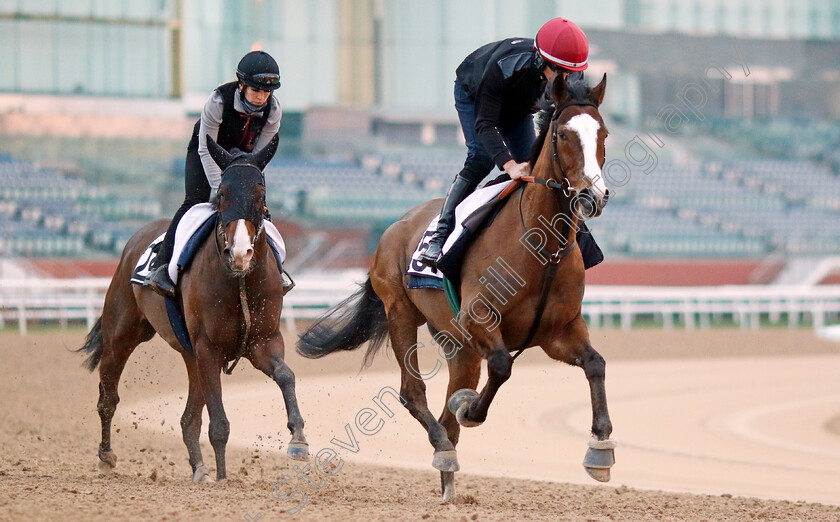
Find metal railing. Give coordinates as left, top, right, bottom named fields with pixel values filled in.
left=2, top=275, right=840, bottom=335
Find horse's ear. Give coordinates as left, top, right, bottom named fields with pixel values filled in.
left=590, top=73, right=607, bottom=107
left=551, top=74, right=569, bottom=107
left=206, top=134, right=233, bottom=171
left=252, top=134, right=279, bottom=171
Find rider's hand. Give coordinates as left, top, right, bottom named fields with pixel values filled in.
left=503, top=160, right=531, bottom=180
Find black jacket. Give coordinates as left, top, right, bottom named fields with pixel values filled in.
left=187, top=81, right=273, bottom=153
left=456, top=38, right=546, bottom=169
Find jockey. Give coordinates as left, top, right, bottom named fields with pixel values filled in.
left=145, top=50, right=284, bottom=297
left=418, top=17, right=602, bottom=269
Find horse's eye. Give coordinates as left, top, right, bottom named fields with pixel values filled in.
left=559, top=131, right=567, bottom=140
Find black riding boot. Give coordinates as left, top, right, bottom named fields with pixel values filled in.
left=418, top=175, right=478, bottom=269
left=144, top=221, right=178, bottom=297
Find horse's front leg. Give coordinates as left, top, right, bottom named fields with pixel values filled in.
left=195, top=340, right=230, bottom=480
left=249, top=337, right=310, bottom=461
left=542, top=315, right=616, bottom=482
left=180, top=353, right=212, bottom=482
left=447, top=303, right=512, bottom=427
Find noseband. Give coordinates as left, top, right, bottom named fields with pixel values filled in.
left=215, top=215, right=265, bottom=276
left=216, top=216, right=264, bottom=250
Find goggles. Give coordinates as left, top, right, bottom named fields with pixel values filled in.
left=250, top=73, right=280, bottom=87
left=546, top=62, right=572, bottom=75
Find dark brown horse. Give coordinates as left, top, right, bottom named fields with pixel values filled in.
left=298, top=75, right=615, bottom=501
left=78, top=135, right=309, bottom=482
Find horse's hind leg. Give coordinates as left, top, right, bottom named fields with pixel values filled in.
left=97, top=312, right=154, bottom=469
left=542, top=316, right=615, bottom=481
left=249, top=338, right=309, bottom=461
left=180, top=354, right=211, bottom=482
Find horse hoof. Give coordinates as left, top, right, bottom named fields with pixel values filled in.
left=440, top=471, right=456, bottom=503
left=448, top=389, right=482, bottom=428
left=447, top=388, right=479, bottom=415
left=582, top=437, right=616, bottom=483
left=192, top=465, right=214, bottom=483
left=432, top=449, right=460, bottom=472
left=455, top=403, right=483, bottom=428
left=98, top=448, right=117, bottom=469
left=287, top=442, right=310, bottom=461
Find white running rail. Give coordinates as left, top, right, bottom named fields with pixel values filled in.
left=2, top=276, right=840, bottom=335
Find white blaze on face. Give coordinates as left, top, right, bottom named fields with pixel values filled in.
left=566, top=113, right=608, bottom=198
left=231, top=219, right=254, bottom=268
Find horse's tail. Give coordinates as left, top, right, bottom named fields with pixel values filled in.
left=76, top=316, right=104, bottom=372
left=297, top=276, right=388, bottom=367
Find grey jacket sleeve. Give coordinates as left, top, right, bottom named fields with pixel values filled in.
left=253, top=96, right=282, bottom=153
left=197, top=91, right=225, bottom=191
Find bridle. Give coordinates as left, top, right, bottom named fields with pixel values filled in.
left=509, top=99, right=600, bottom=357
left=212, top=165, right=268, bottom=375
left=549, top=99, right=597, bottom=164
left=214, top=163, right=267, bottom=275
left=514, top=99, right=600, bottom=258
left=216, top=215, right=264, bottom=261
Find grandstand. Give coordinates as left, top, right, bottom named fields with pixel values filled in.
left=0, top=155, right=159, bottom=257
left=3, top=131, right=840, bottom=265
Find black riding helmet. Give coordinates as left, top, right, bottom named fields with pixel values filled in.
left=236, top=51, right=281, bottom=91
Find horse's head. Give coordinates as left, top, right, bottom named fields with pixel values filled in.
left=545, top=73, right=610, bottom=219
left=206, top=134, right=278, bottom=274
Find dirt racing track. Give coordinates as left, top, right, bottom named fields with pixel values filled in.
left=2, top=328, right=840, bottom=521
left=129, top=353, right=840, bottom=506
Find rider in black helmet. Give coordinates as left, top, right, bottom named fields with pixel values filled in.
left=145, top=50, right=283, bottom=297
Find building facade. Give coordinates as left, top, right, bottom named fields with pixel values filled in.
left=1, top=0, right=839, bottom=121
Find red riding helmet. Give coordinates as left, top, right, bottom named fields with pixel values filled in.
left=534, top=17, right=589, bottom=72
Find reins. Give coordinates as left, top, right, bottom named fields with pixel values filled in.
left=509, top=177, right=577, bottom=360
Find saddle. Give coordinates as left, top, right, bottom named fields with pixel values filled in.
left=406, top=178, right=603, bottom=294
left=406, top=178, right=516, bottom=291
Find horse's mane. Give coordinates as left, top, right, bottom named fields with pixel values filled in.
left=528, top=77, right=592, bottom=168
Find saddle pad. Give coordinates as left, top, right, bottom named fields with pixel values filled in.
left=168, top=203, right=217, bottom=282
left=166, top=203, right=288, bottom=283
left=406, top=180, right=513, bottom=285
left=127, top=203, right=286, bottom=285
left=130, top=233, right=165, bottom=285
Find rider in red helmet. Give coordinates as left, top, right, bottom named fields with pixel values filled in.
left=418, top=17, right=602, bottom=269
left=145, top=50, right=284, bottom=297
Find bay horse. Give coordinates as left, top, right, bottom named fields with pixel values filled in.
left=298, top=75, right=614, bottom=501
left=77, top=135, right=309, bottom=482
